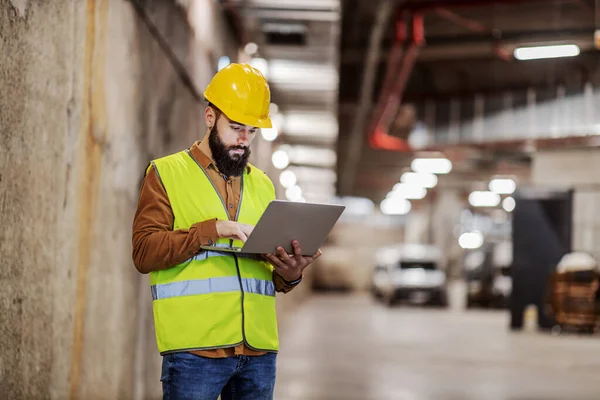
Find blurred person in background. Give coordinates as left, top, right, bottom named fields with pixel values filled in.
left=132, top=63, right=321, bottom=400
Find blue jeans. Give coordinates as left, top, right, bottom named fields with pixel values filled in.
left=161, top=352, right=277, bottom=400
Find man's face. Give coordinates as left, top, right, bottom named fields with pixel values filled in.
left=208, top=112, right=257, bottom=177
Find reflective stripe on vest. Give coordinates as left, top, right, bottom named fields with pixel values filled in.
left=186, top=243, right=265, bottom=263
left=151, top=277, right=275, bottom=300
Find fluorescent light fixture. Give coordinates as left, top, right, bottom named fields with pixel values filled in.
left=388, top=183, right=427, bottom=200
left=503, top=197, right=516, bottom=212
left=262, top=22, right=308, bottom=35
left=459, top=231, right=484, bottom=249
left=272, top=150, right=289, bottom=170
left=401, top=172, right=438, bottom=189
left=272, top=113, right=285, bottom=130
left=411, top=158, right=452, bottom=174
left=282, top=111, right=338, bottom=141
left=268, top=60, right=338, bottom=92
left=250, top=57, right=269, bottom=78
left=286, top=166, right=337, bottom=184
left=284, top=145, right=337, bottom=168
left=514, top=44, right=580, bottom=61
left=331, top=196, right=374, bottom=216
left=218, top=56, right=230, bottom=71
left=261, top=112, right=284, bottom=141
left=279, top=170, right=297, bottom=188
left=244, top=42, right=258, bottom=55
left=468, top=191, right=501, bottom=207
left=489, top=178, right=516, bottom=194
left=285, top=185, right=303, bottom=201
left=380, top=198, right=412, bottom=216
left=261, top=127, right=278, bottom=141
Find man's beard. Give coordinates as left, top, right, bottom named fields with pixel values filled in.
left=208, top=126, right=251, bottom=177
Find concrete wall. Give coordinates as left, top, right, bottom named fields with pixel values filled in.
left=0, top=0, right=281, bottom=399
left=532, top=148, right=600, bottom=260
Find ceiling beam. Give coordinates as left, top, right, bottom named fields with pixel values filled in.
left=341, top=30, right=596, bottom=64
left=339, top=0, right=396, bottom=196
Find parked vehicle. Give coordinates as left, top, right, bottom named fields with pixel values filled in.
left=371, top=244, right=448, bottom=307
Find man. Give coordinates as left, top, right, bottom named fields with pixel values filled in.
left=132, top=63, right=321, bottom=399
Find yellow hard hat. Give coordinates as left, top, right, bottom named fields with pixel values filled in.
left=204, top=63, right=272, bottom=129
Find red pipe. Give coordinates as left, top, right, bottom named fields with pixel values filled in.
left=369, top=13, right=424, bottom=151
left=433, top=7, right=488, bottom=33
left=367, top=0, right=558, bottom=152
left=369, top=16, right=407, bottom=137
left=433, top=8, right=512, bottom=60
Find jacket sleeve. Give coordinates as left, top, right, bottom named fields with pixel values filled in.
left=132, top=166, right=219, bottom=274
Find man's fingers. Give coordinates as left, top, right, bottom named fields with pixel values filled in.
left=240, top=224, right=254, bottom=237
left=265, top=254, right=286, bottom=270
left=292, top=241, right=303, bottom=261
left=236, top=228, right=248, bottom=243
left=276, top=246, right=291, bottom=262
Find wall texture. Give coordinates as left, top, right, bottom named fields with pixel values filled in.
left=0, top=0, right=255, bottom=398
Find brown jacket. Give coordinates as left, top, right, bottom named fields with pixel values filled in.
left=132, top=141, right=299, bottom=358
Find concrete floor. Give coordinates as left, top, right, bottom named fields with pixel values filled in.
left=275, top=292, right=600, bottom=400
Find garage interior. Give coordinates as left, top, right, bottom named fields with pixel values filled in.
left=2, top=0, right=600, bottom=399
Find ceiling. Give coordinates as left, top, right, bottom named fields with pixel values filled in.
left=223, top=0, right=599, bottom=205
left=223, top=0, right=341, bottom=202
left=336, top=0, right=599, bottom=201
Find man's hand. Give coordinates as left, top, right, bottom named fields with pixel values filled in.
left=215, top=221, right=254, bottom=242
left=264, top=240, right=322, bottom=282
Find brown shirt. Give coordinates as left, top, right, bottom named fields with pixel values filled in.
left=132, top=141, right=299, bottom=358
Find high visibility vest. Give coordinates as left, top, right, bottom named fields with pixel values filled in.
left=148, top=149, right=278, bottom=355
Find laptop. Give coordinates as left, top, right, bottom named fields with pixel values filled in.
left=200, top=200, right=345, bottom=257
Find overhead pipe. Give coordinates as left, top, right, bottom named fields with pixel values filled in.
left=370, top=12, right=408, bottom=129
left=368, top=0, right=563, bottom=152
left=433, top=7, right=489, bottom=33
left=369, top=12, right=424, bottom=151
left=432, top=7, right=512, bottom=60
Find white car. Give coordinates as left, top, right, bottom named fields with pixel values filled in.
left=371, top=244, right=448, bottom=307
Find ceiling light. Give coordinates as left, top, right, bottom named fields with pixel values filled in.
left=503, top=197, right=516, bottom=212
left=489, top=178, right=516, bottom=194
left=286, top=166, right=336, bottom=184
left=279, top=170, right=297, bottom=188
left=459, top=231, right=484, bottom=249
left=388, top=183, right=427, bottom=200
left=401, top=172, right=438, bottom=189
left=285, top=185, right=303, bottom=201
left=514, top=44, right=580, bottom=61
left=284, top=145, right=336, bottom=168
left=249, top=58, right=269, bottom=78
left=282, top=111, right=338, bottom=140
left=244, top=42, right=258, bottom=55
left=331, top=196, right=374, bottom=216
left=271, top=113, right=285, bottom=131
left=261, top=127, right=278, bottom=141
left=411, top=158, right=452, bottom=174
left=272, top=150, right=289, bottom=169
left=217, top=56, right=230, bottom=71
left=380, top=198, right=412, bottom=216
left=468, top=191, right=501, bottom=207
